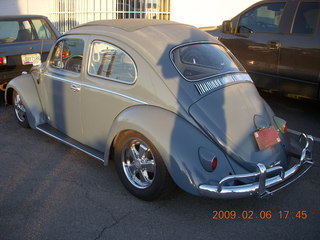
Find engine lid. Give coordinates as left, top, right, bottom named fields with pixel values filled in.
left=189, top=81, right=287, bottom=171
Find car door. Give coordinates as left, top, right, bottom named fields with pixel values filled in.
left=80, top=38, right=140, bottom=152
left=219, top=2, right=287, bottom=90
left=278, top=1, right=320, bottom=99
left=42, top=37, right=86, bottom=141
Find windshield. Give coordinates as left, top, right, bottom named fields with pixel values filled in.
left=171, top=43, right=242, bottom=81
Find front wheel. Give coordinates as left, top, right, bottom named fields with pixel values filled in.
left=12, top=90, right=30, bottom=128
left=114, top=131, right=174, bottom=201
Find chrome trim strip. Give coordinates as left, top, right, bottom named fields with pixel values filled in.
left=81, top=83, right=148, bottom=104
left=43, top=73, right=148, bottom=104
left=198, top=134, right=314, bottom=199
left=44, top=73, right=79, bottom=85
left=36, top=126, right=104, bottom=162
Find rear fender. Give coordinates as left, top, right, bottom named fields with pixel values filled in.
left=5, top=74, right=44, bottom=129
left=105, top=105, right=234, bottom=196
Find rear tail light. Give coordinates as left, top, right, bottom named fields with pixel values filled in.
left=211, top=157, right=218, bottom=170
left=199, top=147, right=218, bottom=172
left=0, top=56, right=7, bottom=65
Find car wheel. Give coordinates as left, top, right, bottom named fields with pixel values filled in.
left=114, top=131, right=174, bottom=201
left=12, top=90, right=30, bottom=128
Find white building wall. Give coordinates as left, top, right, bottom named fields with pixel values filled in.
left=0, top=0, right=50, bottom=16
left=171, top=0, right=260, bottom=27
left=1, top=0, right=260, bottom=28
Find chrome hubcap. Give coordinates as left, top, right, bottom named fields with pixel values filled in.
left=13, top=93, right=26, bottom=122
left=122, top=139, right=156, bottom=189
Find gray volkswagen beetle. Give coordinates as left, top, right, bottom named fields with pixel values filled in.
left=5, top=20, right=314, bottom=200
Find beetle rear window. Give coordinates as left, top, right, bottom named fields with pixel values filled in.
left=171, top=43, right=242, bottom=81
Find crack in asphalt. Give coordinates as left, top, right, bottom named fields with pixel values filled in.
left=92, top=201, right=169, bottom=240
left=0, top=157, right=170, bottom=240
left=10, top=177, right=161, bottom=240
left=93, top=212, right=130, bottom=240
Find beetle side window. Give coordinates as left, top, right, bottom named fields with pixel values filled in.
left=292, top=2, right=320, bottom=34
left=238, top=3, right=286, bottom=33
left=88, top=41, right=137, bottom=83
left=50, top=39, right=84, bottom=73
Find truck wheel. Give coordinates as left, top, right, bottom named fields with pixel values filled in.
left=114, top=131, right=173, bottom=201
left=12, top=90, right=30, bottom=128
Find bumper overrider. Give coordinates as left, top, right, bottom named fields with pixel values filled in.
left=198, top=134, right=314, bottom=199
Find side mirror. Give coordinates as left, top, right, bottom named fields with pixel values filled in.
left=222, top=20, right=233, bottom=34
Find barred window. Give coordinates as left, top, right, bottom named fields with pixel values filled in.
left=50, top=0, right=171, bottom=32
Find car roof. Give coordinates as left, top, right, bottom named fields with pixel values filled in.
left=0, top=15, right=47, bottom=20
left=74, top=19, right=184, bottom=32
left=66, top=19, right=218, bottom=67
left=68, top=19, right=213, bottom=41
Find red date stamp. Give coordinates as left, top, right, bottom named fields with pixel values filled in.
left=212, top=210, right=308, bottom=220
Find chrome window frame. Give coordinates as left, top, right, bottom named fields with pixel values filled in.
left=170, top=41, right=244, bottom=82
left=87, top=40, right=138, bottom=85
left=44, top=72, right=147, bottom=104
left=49, top=37, right=85, bottom=73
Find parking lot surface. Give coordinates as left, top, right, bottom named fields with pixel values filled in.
left=0, top=91, right=319, bottom=240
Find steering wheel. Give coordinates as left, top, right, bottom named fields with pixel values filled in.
left=64, top=55, right=83, bottom=73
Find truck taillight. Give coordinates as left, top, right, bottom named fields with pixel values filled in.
left=0, top=56, right=7, bottom=65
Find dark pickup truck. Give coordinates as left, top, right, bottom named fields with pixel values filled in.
left=206, top=0, right=320, bottom=100
left=0, top=15, right=60, bottom=91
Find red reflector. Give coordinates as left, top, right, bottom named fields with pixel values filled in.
left=211, top=157, right=218, bottom=170
left=0, top=56, right=7, bottom=65
left=283, top=124, right=288, bottom=133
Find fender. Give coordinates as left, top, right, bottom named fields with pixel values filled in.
left=104, top=105, right=235, bottom=196
left=5, top=74, right=44, bottom=129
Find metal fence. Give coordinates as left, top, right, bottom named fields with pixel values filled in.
left=49, top=0, right=171, bottom=33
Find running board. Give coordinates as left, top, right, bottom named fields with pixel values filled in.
left=36, top=123, right=104, bottom=162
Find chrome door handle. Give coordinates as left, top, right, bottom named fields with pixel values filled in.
left=71, top=84, right=81, bottom=92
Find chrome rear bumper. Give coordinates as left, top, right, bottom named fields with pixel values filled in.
left=198, top=134, right=314, bottom=199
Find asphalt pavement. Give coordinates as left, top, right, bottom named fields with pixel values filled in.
left=0, top=91, right=319, bottom=240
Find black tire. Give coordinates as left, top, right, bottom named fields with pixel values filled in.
left=12, top=90, right=30, bottom=128
left=114, top=131, right=174, bottom=201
